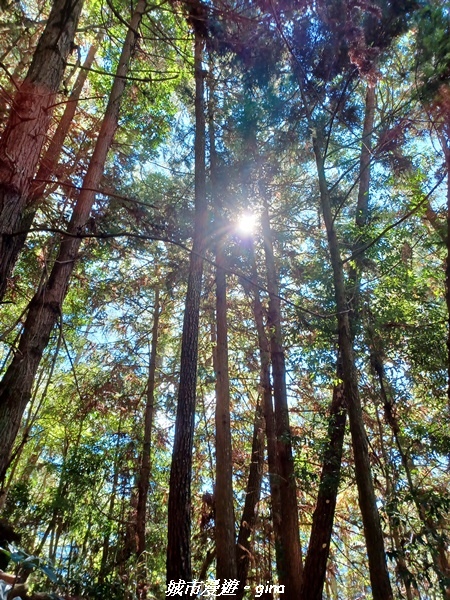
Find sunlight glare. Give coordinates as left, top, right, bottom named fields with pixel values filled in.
left=236, top=212, right=257, bottom=236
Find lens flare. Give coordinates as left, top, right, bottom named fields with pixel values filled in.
left=236, top=212, right=257, bottom=235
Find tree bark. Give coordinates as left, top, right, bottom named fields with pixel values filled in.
left=208, top=66, right=237, bottom=581
left=135, top=288, right=161, bottom=599
left=312, top=127, right=393, bottom=599
left=136, top=287, right=160, bottom=558
left=247, top=244, right=284, bottom=585
left=214, top=253, right=237, bottom=580
left=0, top=41, right=99, bottom=298
left=301, top=84, right=376, bottom=600
left=301, top=381, right=346, bottom=600
left=445, top=144, right=450, bottom=407
left=0, top=0, right=85, bottom=298
left=372, top=398, right=416, bottom=600
left=0, top=0, right=148, bottom=479
left=235, top=399, right=264, bottom=600
left=166, top=24, right=207, bottom=583
left=260, top=198, right=303, bottom=597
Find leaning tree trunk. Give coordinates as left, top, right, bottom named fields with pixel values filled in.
left=300, top=379, right=346, bottom=600
left=0, top=41, right=99, bottom=294
left=312, top=127, right=393, bottom=599
left=0, top=0, right=148, bottom=480
left=0, top=0, right=85, bottom=299
left=301, top=84, right=376, bottom=600
left=166, top=21, right=207, bottom=583
left=260, top=197, right=303, bottom=597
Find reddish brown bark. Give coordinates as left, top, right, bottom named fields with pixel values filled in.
left=135, top=289, right=161, bottom=600
left=0, top=42, right=99, bottom=301
left=214, top=251, right=238, bottom=580
left=166, top=25, right=208, bottom=583
left=0, top=0, right=148, bottom=479
left=0, top=0, right=84, bottom=297
left=209, top=68, right=237, bottom=581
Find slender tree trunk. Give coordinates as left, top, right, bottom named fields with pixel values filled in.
left=208, top=68, right=237, bottom=581
left=166, top=24, right=207, bottom=583
left=0, top=0, right=148, bottom=479
left=260, top=198, right=303, bottom=597
left=301, top=84, right=376, bottom=600
left=301, top=381, right=346, bottom=600
left=99, top=425, right=122, bottom=584
left=235, top=399, right=264, bottom=600
left=445, top=144, right=450, bottom=407
left=312, top=127, right=393, bottom=599
left=238, top=127, right=286, bottom=591
left=355, top=86, right=376, bottom=229
left=136, top=288, right=160, bottom=599
left=214, top=254, right=237, bottom=580
left=247, top=241, right=284, bottom=585
left=0, top=41, right=99, bottom=295
left=0, top=0, right=85, bottom=298
left=136, top=288, right=160, bottom=558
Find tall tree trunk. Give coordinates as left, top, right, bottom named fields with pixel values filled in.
left=136, top=287, right=160, bottom=558
left=166, top=23, right=207, bottom=583
left=247, top=244, right=284, bottom=585
left=0, top=0, right=85, bottom=299
left=0, top=41, right=99, bottom=296
left=444, top=143, right=450, bottom=407
left=300, top=380, right=346, bottom=600
left=312, top=126, right=393, bottom=599
left=239, top=123, right=285, bottom=592
left=260, top=198, right=303, bottom=597
left=301, top=84, right=376, bottom=600
left=135, top=288, right=160, bottom=599
left=214, top=253, right=237, bottom=580
left=235, top=398, right=264, bottom=600
left=208, top=67, right=237, bottom=581
left=0, top=0, right=148, bottom=479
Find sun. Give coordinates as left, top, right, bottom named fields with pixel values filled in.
left=236, top=212, right=257, bottom=236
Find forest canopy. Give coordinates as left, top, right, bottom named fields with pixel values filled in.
left=0, top=0, right=449, bottom=599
